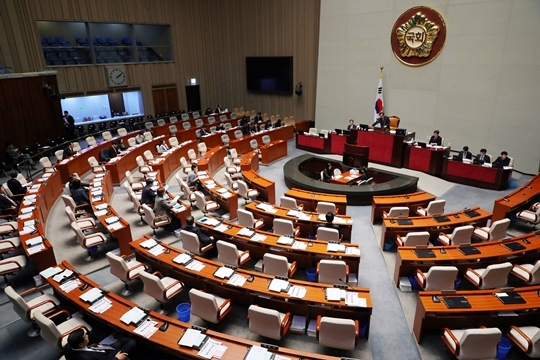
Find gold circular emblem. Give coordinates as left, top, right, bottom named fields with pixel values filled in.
left=391, top=7, right=446, bottom=66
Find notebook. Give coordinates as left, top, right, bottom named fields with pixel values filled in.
left=501, top=242, right=526, bottom=252
left=495, top=292, right=526, bottom=305
left=397, top=219, right=414, bottom=225
left=413, top=249, right=436, bottom=258
left=441, top=296, right=471, bottom=309
left=433, top=216, right=450, bottom=223
left=463, top=209, right=481, bottom=218
left=458, top=246, right=481, bottom=255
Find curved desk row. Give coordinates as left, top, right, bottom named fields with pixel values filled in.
left=145, top=140, right=198, bottom=182
left=285, top=188, right=348, bottom=214
left=492, top=173, right=540, bottom=222
left=371, top=191, right=436, bottom=224
left=152, top=112, right=233, bottom=138
left=47, top=261, right=340, bottom=360
left=380, top=206, right=492, bottom=248
left=393, top=232, right=540, bottom=286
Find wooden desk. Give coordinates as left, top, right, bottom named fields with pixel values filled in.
left=17, top=172, right=60, bottom=271
left=441, top=159, right=512, bottom=191
left=145, top=170, right=192, bottom=227
left=329, top=171, right=361, bottom=185
left=152, top=112, right=232, bottom=138
left=296, top=133, right=329, bottom=154
left=230, top=126, right=294, bottom=155
left=371, top=191, right=436, bottom=224
left=239, top=151, right=259, bottom=172
left=196, top=217, right=360, bottom=270
left=131, top=236, right=370, bottom=329
left=492, top=173, right=540, bottom=222
left=394, top=232, right=540, bottom=286
left=198, top=126, right=242, bottom=149
left=413, top=285, right=540, bottom=343
left=198, top=171, right=238, bottom=220
left=245, top=201, right=353, bottom=242
left=404, top=145, right=449, bottom=176
left=342, top=143, right=369, bottom=168
left=196, top=145, right=228, bottom=175
left=380, top=206, right=492, bottom=248
left=260, top=139, right=287, bottom=164
left=352, top=129, right=415, bottom=168
left=48, top=261, right=340, bottom=360
left=295, top=120, right=312, bottom=133
left=242, top=169, right=276, bottom=204
left=284, top=188, right=347, bottom=214
left=329, top=133, right=348, bottom=155
left=147, top=140, right=198, bottom=182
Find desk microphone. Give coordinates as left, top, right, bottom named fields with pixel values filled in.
left=404, top=194, right=409, bottom=199
left=338, top=278, right=355, bottom=291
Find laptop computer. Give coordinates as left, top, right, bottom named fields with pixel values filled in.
left=359, top=124, right=369, bottom=130
left=335, top=129, right=342, bottom=135
left=452, top=155, right=461, bottom=161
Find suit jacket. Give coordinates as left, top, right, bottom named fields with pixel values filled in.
left=64, top=345, right=118, bottom=360
left=71, top=187, right=90, bottom=206
left=63, top=146, right=75, bottom=160
left=347, top=124, right=357, bottom=130
left=0, top=193, right=17, bottom=210
left=476, top=154, right=491, bottom=163
left=458, top=151, right=472, bottom=160
left=199, top=128, right=208, bottom=136
left=373, top=116, right=389, bottom=128
left=429, top=136, right=442, bottom=146
left=182, top=224, right=212, bottom=246
left=153, top=195, right=172, bottom=217
left=99, top=149, right=111, bottom=162
left=493, top=156, right=510, bottom=166
left=7, top=178, right=26, bottom=196
left=107, top=146, right=118, bottom=158
left=140, top=185, right=156, bottom=206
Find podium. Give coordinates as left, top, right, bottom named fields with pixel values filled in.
left=342, top=143, right=369, bottom=168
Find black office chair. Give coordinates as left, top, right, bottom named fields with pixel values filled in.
left=88, top=124, right=97, bottom=134
left=76, top=126, right=87, bottom=136
left=99, top=122, right=108, bottom=131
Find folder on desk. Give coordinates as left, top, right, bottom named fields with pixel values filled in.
left=213, top=266, right=235, bottom=279
left=441, top=296, right=471, bottom=309
left=463, top=209, right=481, bottom=218
left=433, top=216, right=450, bottom=223
left=397, top=219, right=414, bottom=225
left=458, top=246, right=481, bottom=255
left=178, top=328, right=209, bottom=350
left=501, top=242, right=526, bottom=252
left=412, top=249, right=436, bottom=258
left=495, top=292, right=526, bottom=305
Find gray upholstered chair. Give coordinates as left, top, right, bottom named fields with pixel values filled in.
left=464, top=262, right=513, bottom=289
left=34, top=310, right=92, bottom=351
left=442, top=327, right=501, bottom=360
left=189, top=288, right=231, bottom=324
left=194, top=191, right=219, bottom=215
left=106, top=252, right=147, bottom=296
left=508, top=326, right=540, bottom=358
left=142, top=204, right=170, bottom=236
left=317, top=259, right=349, bottom=284
left=247, top=305, right=291, bottom=340
left=415, top=266, right=458, bottom=291
left=316, top=227, right=341, bottom=242
left=416, top=199, right=446, bottom=216
left=71, top=222, right=107, bottom=261
left=438, top=225, right=474, bottom=246
left=237, top=209, right=264, bottom=229
left=237, top=180, right=259, bottom=203
left=138, top=270, right=184, bottom=315
left=280, top=196, right=302, bottom=210
left=263, top=253, right=296, bottom=278
left=0, top=255, right=27, bottom=287
left=180, top=229, right=214, bottom=255
left=216, top=240, right=250, bottom=267
left=316, top=201, right=336, bottom=214
left=382, top=207, right=409, bottom=218
left=472, top=218, right=510, bottom=241
left=396, top=231, right=430, bottom=247
left=169, top=136, right=179, bottom=148
left=511, top=260, right=540, bottom=285
left=273, top=218, right=299, bottom=237
left=317, top=315, right=359, bottom=350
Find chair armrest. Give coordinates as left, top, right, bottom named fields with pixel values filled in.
left=216, top=298, right=231, bottom=314
left=382, top=211, right=388, bottom=218
left=508, top=326, right=532, bottom=353
left=442, top=328, right=460, bottom=356
left=473, top=227, right=490, bottom=241
left=416, top=269, right=427, bottom=288
left=127, top=263, right=147, bottom=280
left=280, top=312, right=291, bottom=336
left=316, top=315, right=322, bottom=340
left=163, top=280, right=183, bottom=299
left=19, top=287, right=44, bottom=297
left=288, top=261, right=297, bottom=278
left=120, top=255, right=130, bottom=261
left=354, top=320, right=360, bottom=342
left=27, top=299, right=58, bottom=318
left=396, top=234, right=403, bottom=245
left=0, top=259, right=24, bottom=274
left=47, top=309, right=72, bottom=321
left=152, top=271, right=163, bottom=278
left=294, top=226, right=300, bottom=235
left=238, top=250, right=250, bottom=261
left=0, top=239, right=19, bottom=252
left=466, top=268, right=482, bottom=280
left=316, top=262, right=320, bottom=275
left=513, top=264, right=532, bottom=276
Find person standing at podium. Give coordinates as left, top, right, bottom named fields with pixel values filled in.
left=372, top=112, right=389, bottom=129
left=429, top=130, right=442, bottom=146
left=347, top=119, right=357, bottom=130
left=476, top=149, right=491, bottom=163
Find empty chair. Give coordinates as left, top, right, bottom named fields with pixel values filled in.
left=64, top=206, right=95, bottom=232
left=207, top=116, right=216, bottom=124
left=221, top=134, right=230, bottom=146
left=442, top=327, right=501, bottom=360
left=180, top=157, right=191, bottom=174
left=416, top=266, right=459, bottom=291
left=127, top=137, right=136, bottom=147
left=5, top=285, right=60, bottom=337
left=508, top=326, right=540, bottom=358
left=88, top=156, right=105, bottom=173
left=106, top=252, right=147, bottom=296
left=280, top=196, right=302, bottom=210
left=142, top=204, right=170, bottom=235
left=465, top=262, right=513, bottom=289
left=129, top=191, right=145, bottom=224
left=250, top=139, right=259, bottom=151
left=382, top=207, right=410, bottom=218
left=71, top=222, right=107, bottom=261
left=189, top=289, right=231, bottom=324
left=39, top=157, right=55, bottom=173
left=316, top=227, right=341, bottom=242
left=117, top=127, right=127, bottom=137
left=273, top=218, right=299, bottom=237
left=438, top=225, right=474, bottom=246
left=169, top=116, right=178, bottom=124
left=181, top=113, right=189, bottom=120
left=234, top=130, right=243, bottom=139
left=228, top=148, right=241, bottom=164
left=210, top=126, right=217, bottom=134
left=176, top=174, right=196, bottom=205
left=180, top=229, right=214, bottom=255
left=102, top=131, right=112, bottom=140
left=195, top=119, right=204, bottom=127
left=320, top=129, right=329, bottom=136
left=34, top=311, right=92, bottom=351
left=309, top=127, right=318, bottom=135
left=237, top=180, right=259, bottom=203
left=143, top=131, right=152, bottom=141
left=511, top=260, right=540, bottom=285
left=261, top=135, right=271, bottom=145
left=223, top=157, right=241, bottom=177
left=194, top=191, right=219, bottom=215
left=145, top=121, right=153, bottom=131
left=220, top=114, right=227, bottom=122
left=0, top=236, right=21, bottom=258
left=192, top=111, right=200, bottom=118
left=517, top=205, right=540, bottom=228
left=333, top=168, right=341, bottom=177
left=263, top=253, right=297, bottom=278
left=416, top=199, right=446, bottom=216
left=156, top=119, right=166, bottom=127
left=396, top=231, right=430, bottom=246
left=169, top=136, right=179, bottom=148
left=0, top=254, right=27, bottom=286
left=224, top=172, right=239, bottom=191
left=136, top=156, right=152, bottom=175
left=197, top=142, right=207, bottom=156
left=472, top=218, right=510, bottom=241
left=143, top=149, right=154, bottom=162
left=54, top=150, right=63, bottom=162
left=86, top=136, right=97, bottom=146
left=223, top=123, right=232, bottom=130
left=187, top=148, right=198, bottom=162
left=317, top=259, right=348, bottom=284
left=216, top=240, right=250, bottom=267
left=237, top=208, right=264, bottom=229
left=139, top=270, right=183, bottom=315
left=182, top=121, right=191, bottom=130
left=317, top=201, right=336, bottom=214
left=169, top=125, right=178, bottom=137
left=248, top=305, right=291, bottom=340
left=125, top=170, right=144, bottom=191
left=317, top=316, right=359, bottom=351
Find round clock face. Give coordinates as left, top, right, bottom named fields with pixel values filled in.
left=109, top=68, right=126, bottom=85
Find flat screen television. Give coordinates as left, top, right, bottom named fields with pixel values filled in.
left=246, top=56, right=293, bottom=94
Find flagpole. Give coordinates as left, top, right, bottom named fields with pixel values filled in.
left=380, top=66, right=383, bottom=78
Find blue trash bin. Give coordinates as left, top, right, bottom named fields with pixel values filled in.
left=408, top=274, right=420, bottom=290
left=496, top=337, right=512, bottom=360
left=306, top=267, right=317, bottom=282
left=383, top=241, right=394, bottom=251
left=176, top=303, right=191, bottom=322
left=359, top=320, right=368, bottom=338
left=454, top=277, right=462, bottom=290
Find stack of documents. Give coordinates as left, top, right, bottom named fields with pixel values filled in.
left=277, top=236, right=294, bottom=246
left=186, top=260, right=205, bottom=272
left=327, top=243, right=346, bottom=252
left=292, top=241, right=307, bottom=250
left=214, top=224, right=229, bottom=232
left=173, top=253, right=192, bottom=265
left=79, top=288, right=103, bottom=303
left=198, top=339, right=224, bottom=359
left=53, top=269, right=74, bottom=282
left=60, top=279, right=81, bottom=293
left=28, top=244, right=45, bottom=254
left=244, top=346, right=270, bottom=360
left=25, top=236, right=43, bottom=247
left=345, top=292, right=367, bottom=307
left=268, top=279, right=290, bottom=292
left=95, top=203, right=108, bottom=211
left=140, top=238, right=158, bottom=249
left=107, top=222, right=123, bottom=231
left=133, top=319, right=158, bottom=339
left=287, top=286, right=307, bottom=299
left=40, top=266, right=62, bottom=279
left=148, top=244, right=165, bottom=256
left=256, top=203, right=275, bottom=212
left=251, top=234, right=267, bottom=242
left=214, top=266, right=235, bottom=279
left=105, top=216, right=119, bottom=225
left=89, top=297, right=112, bottom=314
left=20, top=207, right=35, bottom=214
left=346, top=247, right=361, bottom=255
left=178, top=328, right=208, bottom=349
left=290, top=315, right=306, bottom=333
left=120, top=307, right=146, bottom=325
left=227, top=274, right=246, bottom=287
left=237, top=228, right=254, bottom=237
left=199, top=217, right=220, bottom=226
left=325, top=288, right=346, bottom=301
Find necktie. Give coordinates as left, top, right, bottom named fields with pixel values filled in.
left=480, top=155, right=484, bottom=161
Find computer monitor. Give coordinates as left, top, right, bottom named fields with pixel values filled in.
left=342, top=130, right=350, bottom=136
left=417, top=142, right=427, bottom=148
left=319, top=133, right=325, bottom=138
left=396, top=128, right=407, bottom=136
left=473, top=158, right=484, bottom=165
left=335, top=129, right=342, bottom=135
left=359, top=124, right=369, bottom=130
left=492, top=162, right=504, bottom=168
left=452, top=155, right=461, bottom=161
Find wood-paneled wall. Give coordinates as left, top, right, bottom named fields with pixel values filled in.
left=0, top=0, right=320, bottom=122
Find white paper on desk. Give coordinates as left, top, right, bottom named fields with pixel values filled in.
left=217, top=188, right=228, bottom=194
left=94, top=209, right=108, bottom=217
left=199, top=217, right=220, bottom=226
left=19, top=226, right=35, bottom=236
left=91, top=190, right=102, bottom=196
left=288, top=286, right=307, bottom=299
left=212, top=344, right=228, bottom=359
left=60, top=279, right=81, bottom=293
left=245, top=346, right=269, bottom=360
left=345, top=293, right=367, bottom=307
left=334, top=216, right=346, bottom=224
left=333, top=175, right=342, bottom=180
left=327, top=243, right=346, bottom=252
left=40, top=266, right=62, bottom=279
left=198, top=338, right=221, bottom=359
left=186, top=260, right=205, bottom=272
left=274, top=355, right=292, bottom=360
left=277, top=236, right=294, bottom=245
left=91, top=196, right=102, bottom=202
left=251, top=234, right=267, bottom=242
left=89, top=297, right=112, bottom=314
left=133, top=319, right=158, bottom=339
left=24, top=220, right=36, bottom=227
left=27, top=188, right=39, bottom=194
left=221, top=191, right=232, bottom=198
left=297, top=213, right=311, bottom=221
left=256, top=203, right=273, bottom=211
left=148, top=244, right=165, bottom=256
left=19, top=213, right=33, bottom=220
left=20, top=207, right=35, bottom=214
left=325, top=288, right=346, bottom=301
left=172, top=203, right=186, bottom=212
left=227, top=274, right=246, bottom=287
left=140, top=239, right=158, bottom=249
left=214, top=224, right=229, bottom=232
left=53, top=269, right=73, bottom=282
left=95, top=173, right=105, bottom=178
left=178, top=328, right=202, bottom=347
left=269, top=279, right=289, bottom=292
left=25, top=236, right=43, bottom=246
left=105, top=216, right=119, bottom=224
left=237, top=228, right=254, bottom=237
left=27, top=244, right=45, bottom=254
left=346, top=247, right=360, bottom=255
left=287, top=210, right=300, bottom=217
left=93, top=181, right=102, bottom=187
left=214, top=266, right=235, bottom=279
left=107, top=222, right=124, bottom=231
left=80, top=288, right=103, bottom=303
left=120, top=307, right=146, bottom=325
left=95, top=203, right=108, bottom=210
left=292, top=241, right=307, bottom=250
left=42, top=173, right=52, bottom=179
left=173, top=253, right=192, bottom=265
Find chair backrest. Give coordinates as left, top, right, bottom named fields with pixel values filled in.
left=193, top=191, right=207, bottom=212
left=102, top=131, right=112, bottom=140
left=169, top=125, right=177, bottom=134
left=403, top=231, right=430, bottom=246
left=389, top=116, right=400, bottom=130
left=192, top=111, right=200, bottom=118
left=180, top=156, right=190, bottom=169
left=234, top=130, right=243, bottom=139
left=248, top=305, right=283, bottom=340
left=187, top=149, right=197, bottom=160
left=237, top=180, right=251, bottom=199
left=64, top=206, right=77, bottom=223
left=318, top=316, right=357, bottom=350
left=157, top=119, right=166, bottom=126
left=72, top=142, right=81, bottom=152
left=320, top=129, right=329, bottom=135
left=169, top=116, right=178, bottom=124
left=237, top=209, right=256, bottom=228
left=198, top=142, right=207, bottom=154
left=529, top=261, right=540, bottom=285
left=223, top=156, right=232, bottom=167
left=142, top=204, right=157, bottom=229
left=195, top=119, right=204, bottom=127
left=86, top=136, right=96, bottom=146
left=210, top=126, right=217, bottom=134
left=207, top=116, right=215, bottom=124
left=280, top=196, right=298, bottom=209
left=169, top=136, right=179, bottom=147
left=16, top=173, right=28, bottom=185
left=450, top=225, right=474, bottom=245
left=181, top=113, right=189, bottom=120
left=230, top=112, right=237, bottom=119
left=250, top=139, right=258, bottom=150
left=54, top=150, right=63, bottom=161
left=263, top=253, right=290, bottom=277
left=482, top=262, right=513, bottom=289
left=217, top=240, right=241, bottom=267
left=426, top=200, right=445, bottom=215
left=318, top=260, right=347, bottom=284
left=333, top=168, right=341, bottom=176
left=224, top=172, right=236, bottom=189
left=489, top=218, right=510, bottom=241
left=143, top=131, right=152, bottom=141
left=317, top=227, right=340, bottom=241
left=507, top=156, right=514, bottom=167
left=455, top=328, right=501, bottom=359
left=127, top=137, right=136, bottom=147
left=262, top=135, right=271, bottom=145
left=220, top=114, right=227, bottom=122
left=180, top=229, right=202, bottom=254
left=182, top=121, right=191, bottom=130
left=5, top=286, right=31, bottom=322
left=138, top=271, right=166, bottom=302
left=317, top=202, right=336, bottom=214
left=70, top=222, right=86, bottom=246
left=386, top=207, right=410, bottom=218
left=143, top=150, right=154, bottom=161
left=136, top=156, right=146, bottom=168
left=145, top=122, right=153, bottom=130
left=34, top=311, right=62, bottom=351
left=189, top=289, right=220, bottom=323
left=221, top=134, right=230, bottom=144
left=273, top=218, right=295, bottom=236
left=106, top=252, right=129, bottom=282
left=88, top=156, right=100, bottom=168
left=2, top=182, right=13, bottom=196
left=424, top=266, right=458, bottom=291
left=309, top=127, right=318, bottom=135
left=61, top=194, right=76, bottom=211
left=117, top=128, right=127, bottom=137
left=229, top=148, right=239, bottom=159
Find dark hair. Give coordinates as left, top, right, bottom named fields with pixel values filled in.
left=71, top=179, right=81, bottom=189
left=327, top=163, right=332, bottom=168
left=146, top=178, right=154, bottom=185
left=501, top=151, right=508, bottom=156
left=157, top=187, right=166, bottom=196
left=9, top=170, right=17, bottom=178
left=326, top=211, right=335, bottom=223
left=434, top=130, right=439, bottom=135
left=349, top=119, right=354, bottom=123
left=379, top=112, right=384, bottom=116
left=463, top=146, right=469, bottom=151
left=67, top=329, right=85, bottom=348
left=191, top=163, right=197, bottom=170
left=480, top=148, right=487, bottom=153
left=186, top=215, right=194, bottom=226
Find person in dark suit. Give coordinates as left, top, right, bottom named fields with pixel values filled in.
left=64, top=329, right=135, bottom=360
left=107, top=142, right=119, bottom=159
left=0, top=186, right=18, bottom=215
left=273, top=118, right=282, bottom=128
left=372, top=112, right=390, bottom=129
left=69, top=173, right=90, bottom=191
left=317, top=212, right=340, bottom=234
left=99, top=148, right=111, bottom=163
left=70, top=179, right=91, bottom=211
left=322, top=163, right=333, bottom=182
left=63, top=142, right=76, bottom=160
left=458, top=146, right=472, bottom=160
left=7, top=170, right=26, bottom=196
left=253, top=112, right=263, bottom=123
left=198, top=126, right=209, bottom=137
left=204, top=107, right=213, bottom=116
left=347, top=119, right=357, bottom=130
left=153, top=187, right=181, bottom=232
left=214, top=104, right=224, bottom=113
left=64, top=110, right=76, bottom=140
left=182, top=215, right=214, bottom=247
left=476, top=149, right=491, bottom=163
left=5, top=143, right=36, bottom=169
left=493, top=151, right=511, bottom=167
left=140, top=178, right=156, bottom=207
left=216, top=122, right=226, bottom=131
left=429, top=130, right=442, bottom=146
left=240, top=116, right=251, bottom=135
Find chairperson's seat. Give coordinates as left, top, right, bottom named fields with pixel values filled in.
left=189, top=289, right=231, bottom=324
left=442, top=327, right=501, bottom=360
left=247, top=305, right=291, bottom=340
left=316, top=315, right=359, bottom=350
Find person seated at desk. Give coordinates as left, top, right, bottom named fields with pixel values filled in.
left=64, top=329, right=136, bottom=360
left=347, top=119, right=357, bottom=130
left=135, top=131, right=145, bottom=144
left=7, top=170, right=27, bottom=196
left=141, top=178, right=157, bottom=207
left=214, top=104, right=224, bottom=113
left=493, top=151, right=510, bottom=167
left=117, top=139, right=127, bottom=151
left=457, top=146, right=472, bottom=160
left=107, top=142, right=120, bottom=158
left=187, top=164, right=208, bottom=195
left=476, top=148, right=491, bottom=163
left=0, top=185, right=19, bottom=214
left=63, top=142, right=76, bottom=160
left=5, top=142, right=36, bottom=169
left=372, top=111, right=390, bottom=129
left=182, top=215, right=215, bottom=247
left=240, top=116, right=251, bottom=135
left=198, top=125, right=209, bottom=137
left=69, top=173, right=90, bottom=191
left=154, top=187, right=182, bottom=233
left=321, top=163, right=333, bottom=182
left=204, top=107, right=213, bottom=116
left=318, top=211, right=340, bottom=233
left=71, top=179, right=92, bottom=212
left=429, top=130, right=442, bottom=146
left=273, top=118, right=282, bottom=128
left=156, top=139, right=169, bottom=153
left=216, top=122, right=226, bottom=132
left=253, top=112, right=263, bottom=123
